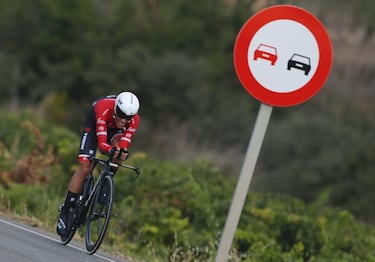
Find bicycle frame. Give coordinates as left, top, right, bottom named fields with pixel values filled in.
left=85, top=156, right=140, bottom=208
left=83, top=159, right=114, bottom=208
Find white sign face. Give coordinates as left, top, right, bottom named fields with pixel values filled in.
left=248, top=19, right=319, bottom=93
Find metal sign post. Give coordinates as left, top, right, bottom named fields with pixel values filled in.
left=215, top=103, right=272, bottom=262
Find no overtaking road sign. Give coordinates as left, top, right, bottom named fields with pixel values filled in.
left=216, top=5, right=333, bottom=262
left=234, top=5, right=332, bottom=107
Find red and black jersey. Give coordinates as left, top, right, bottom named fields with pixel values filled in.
left=93, top=96, right=140, bottom=154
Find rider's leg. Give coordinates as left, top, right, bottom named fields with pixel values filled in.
left=68, top=161, right=93, bottom=193
left=63, top=107, right=97, bottom=209
left=110, top=133, right=121, bottom=147
left=57, top=160, right=93, bottom=236
left=57, top=108, right=97, bottom=236
left=61, top=160, right=93, bottom=211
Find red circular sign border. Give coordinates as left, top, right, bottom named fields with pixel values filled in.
left=234, top=5, right=333, bottom=107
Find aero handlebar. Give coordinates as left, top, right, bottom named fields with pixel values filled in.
left=89, top=156, right=141, bottom=178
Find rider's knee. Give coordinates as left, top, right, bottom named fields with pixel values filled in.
left=110, top=133, right=121, bottom=147
left=77, top=161, right=92, bottom=177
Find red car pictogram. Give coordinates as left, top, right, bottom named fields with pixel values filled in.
left=253, top=44, right=278, bottom=65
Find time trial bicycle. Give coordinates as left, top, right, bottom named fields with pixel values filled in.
left=58, top=152, right=140, bottom=254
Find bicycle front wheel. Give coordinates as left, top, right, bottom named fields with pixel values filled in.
left=85, top=175, right=114, bottom=254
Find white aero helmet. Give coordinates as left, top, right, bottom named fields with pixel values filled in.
left=115, top=92, right=140, bottom=120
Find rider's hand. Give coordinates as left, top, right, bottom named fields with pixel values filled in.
left=119, top=148, right=129, bottom=161
left=109, top=147, right=128, bottom=161
left=109, top=147, right=120, bottom=159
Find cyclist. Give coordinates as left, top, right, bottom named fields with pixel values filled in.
left=56, top=91, right=140, bottom=237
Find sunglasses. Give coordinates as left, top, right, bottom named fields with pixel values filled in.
left=114, top=113, right=133, bottom=121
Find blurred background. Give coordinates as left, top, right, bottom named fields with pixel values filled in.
left=1, top=0, right=375, bottom=224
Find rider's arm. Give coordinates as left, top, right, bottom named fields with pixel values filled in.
left=119, top=114, right=140, bottom=150
left=94, top=98, right=116, bottom=155
left=96, top=118, right=112, bottom=154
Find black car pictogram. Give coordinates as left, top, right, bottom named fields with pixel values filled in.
left=287, top=54, right=311, bottom=75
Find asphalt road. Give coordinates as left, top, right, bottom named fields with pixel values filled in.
left=0, top=216, right=126, bottom=262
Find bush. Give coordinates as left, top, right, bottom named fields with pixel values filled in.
left=2, top=113, right=375, bottom=261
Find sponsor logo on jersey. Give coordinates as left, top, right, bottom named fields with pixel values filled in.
left=97, top=118, right=106, bottom=124
left=80, top=132, right=88, bottom=150
left=103, top=109, right=110, bottom=116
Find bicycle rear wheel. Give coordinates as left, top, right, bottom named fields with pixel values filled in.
left=85, top=175, right=114, bottom=254
left=61, top=174, right=94, bottom=245
left=60, top=208, right=78, bottom=245
left=60, top=226, right=76, bottom=245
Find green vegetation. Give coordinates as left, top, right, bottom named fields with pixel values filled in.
left=0, top=0, right=374, bottom=224
left=1, top=0, right=375, bottom=260
left=2, top=113, right=375, bottom=261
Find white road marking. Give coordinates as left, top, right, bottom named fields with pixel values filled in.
left=0, top=217, right=117, bottom=262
